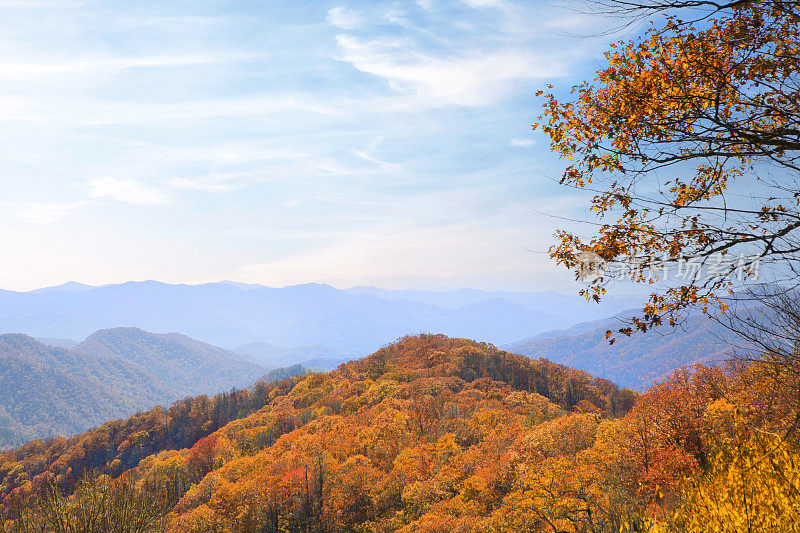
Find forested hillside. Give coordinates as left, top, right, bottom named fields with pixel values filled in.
left=157, top=337, right=796, bottom=532
left=0, top=335, right=635, bottom=530
left=0, top=334, right=168, bottom=446
left=1, top=333, right=795, bottom=532
left=74, top=328, right=265, bottom=397
left=0, top=329, right=267, bottom=446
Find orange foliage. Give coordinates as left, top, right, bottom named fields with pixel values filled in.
left=3, top=334, right=796, bottom=532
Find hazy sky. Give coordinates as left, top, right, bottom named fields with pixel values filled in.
left=0, top=0, right=627, bottom=292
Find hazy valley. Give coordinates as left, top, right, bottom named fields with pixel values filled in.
left=0, top=328, right=291, bottom=446
left=0, top=281, right=642, bottom=357
left=0, top=286, right=733, bottom=445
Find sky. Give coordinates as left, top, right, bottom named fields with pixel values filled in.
left=0, top=0, right=631, bottom=292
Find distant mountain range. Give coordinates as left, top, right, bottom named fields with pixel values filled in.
left=0, top=280, right=741, bottom=446
left=0, top=311, right=739, bottom=447
left=504, top=312, right=734, bottom=390
left=0, top=281, right=641, bottom=358
left=0, top=328, right=294, bottom=446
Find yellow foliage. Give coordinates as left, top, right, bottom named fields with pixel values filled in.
left=671, top=428, right=800, bottom=532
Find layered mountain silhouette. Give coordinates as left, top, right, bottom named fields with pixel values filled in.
left=505, top=312, right=734, bottom=390
left=0, top=280, right=739, bottom=448
left=0, top=328, right=270, bottom=446
left=0, top=281, right=641, bottom=357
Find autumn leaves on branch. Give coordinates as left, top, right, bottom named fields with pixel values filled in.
left=536, top=1, right=800, bottom=335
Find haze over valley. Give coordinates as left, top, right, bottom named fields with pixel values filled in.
left=0, top=280, right=643, bottom=358
left=0, top=280, right=732, bottom=446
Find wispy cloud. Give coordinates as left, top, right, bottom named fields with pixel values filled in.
left=0, top=0, right=82, bottom=8
left=329, top=1, right=588, bottom=108
left=169, top=177, right=234, bottom=193
left=0, top=54, right=243, bottom=80
left=335, top=35, right=565, bottom=106
left=350, top=135, right=402, bottom=171
left=169, top=172, right=252, bottom=193
left=90, top=178, right=168, bottom=206
left=460, top=0, right=507, bottom=8
left=510, top=138, right=534, bottom=147
left=6, top=201, right=86, bottom=224
left=0, top=0, right=614, bottom=291
left=235, top=204, right=560, bottom=289
left=544, top=13, right=601, bottom=31
left=0, top=96, right=43, bottom=121
left=74, top=94, right=342, bottom=125
left=327, top=6, right=365, bottom=30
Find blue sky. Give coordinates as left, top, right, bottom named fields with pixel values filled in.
left=0, top=0, right=626, bottom=292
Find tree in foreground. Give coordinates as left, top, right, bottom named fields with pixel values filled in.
left=5, top=470, right=169, bottom=533
left=536, top=0, right=800, bottom=335
left=537, top=1, right=800, bottom=530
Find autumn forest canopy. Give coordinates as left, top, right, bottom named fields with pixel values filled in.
left=4, top=0, right=800, bottom=532
left=0, top=333, right=797, bottom=532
